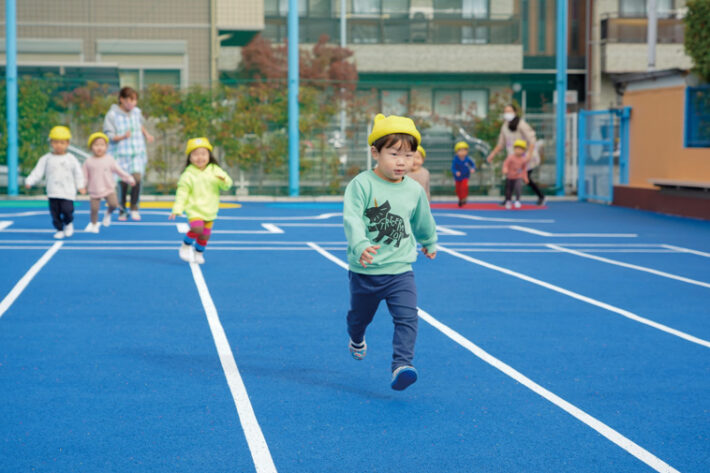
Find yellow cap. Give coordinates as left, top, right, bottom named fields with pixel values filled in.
left=49, top=126, right=71, bottom=141
left=417, top=145, right=426, bottom=159
left=87, top=132, right=109, bottom=148
left=513, top=139, right=528, bottom=150
left=185, top=137, right=213, bottom=156
left=367, top=113, right=421, bottom=146
left=454, top=141, right=469, bottom=152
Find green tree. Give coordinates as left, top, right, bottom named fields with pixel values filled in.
left=685, top=0, right=710, bottom=82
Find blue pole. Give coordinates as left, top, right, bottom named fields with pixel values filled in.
left=577, top=111, right=585, bottom=201
left=619, top=106, right=631, bottom=184
left=287, top=0, right=299, bottom=196
left=555, top=0, right=567, bottom=196
left=5, top=0, right=18, bottom=196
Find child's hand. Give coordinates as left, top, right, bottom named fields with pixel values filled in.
left=455, top=171, right=461, bottom=177
left=128, top=177, right=137, bottom=186
left=359, top=245, right=380, bottom=268
left=123, top=131, right=131, bottom=139
left=168, top=213, right=177, bottom=220
left=215, top=174, right=226, bottom=181
left=145, top=133, right=154, bottom=143
left=25, top=184, right=31, bottom=189
left=79, top=188, right=87, bottom=195
left=421, top=247, right=437, bottom=260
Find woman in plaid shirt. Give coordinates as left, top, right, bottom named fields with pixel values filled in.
left=103, top=87, right=154, bottom=221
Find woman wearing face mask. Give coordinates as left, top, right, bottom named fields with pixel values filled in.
left=486, top=104, right=545, bottom=206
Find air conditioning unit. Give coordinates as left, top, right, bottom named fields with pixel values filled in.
left=409, top=6, right=434, bottom=20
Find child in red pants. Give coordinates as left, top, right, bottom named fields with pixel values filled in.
left=451, top=141, right=476, bottom=207
left=169, top=138, right=233, bottom=264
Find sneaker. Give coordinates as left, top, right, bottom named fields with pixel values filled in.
left=86, top=222, right=100, bottom=234
left=348, top=339, right=367, bottom=360
left=179, top=243, right=194, bottom=263
left=537, top=196, right=547, bottom=206
left=102, top=212, right=112, bottom=227
left=53, top=230, right=65, bottom=239
left=118, top=211, right=127, bottom=221
left=514, top=201, right=522, bottom=209
left=504, top=201, right=512, bottom=210
left=130, top=210, right=141, bottom=221
left=391, top=365, right=418, bottom=391
left=194, top=251, right=205, bottom=265
left=63, top=222, right=74, bottom=237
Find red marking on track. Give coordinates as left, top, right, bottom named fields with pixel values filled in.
left=430, top=203, right=546, bottom=210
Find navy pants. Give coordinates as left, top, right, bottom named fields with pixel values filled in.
left=48, top=198, right=74, bottom=231
left=347, top=271, right=418, bottom=372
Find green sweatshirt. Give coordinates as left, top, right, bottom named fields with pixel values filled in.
left=344, top=170, right=437, bottom=275
left=172, top=163, right=233, bottom=221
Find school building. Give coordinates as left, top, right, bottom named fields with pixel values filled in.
left=0, top=1, right=694, bottom=112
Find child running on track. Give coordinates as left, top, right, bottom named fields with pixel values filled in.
left=406, top=145, right=431, bottom=201
left=25, top=126, right=86, bottom=239
left=169, top=138, right=233, bottom=264
left=343, top=113, right=438, bottom=391
left=451, top=141, right=476, bottom=207
left=502, top=139, right=530, bottom=209
left=82, top=132, right=136, bottom=233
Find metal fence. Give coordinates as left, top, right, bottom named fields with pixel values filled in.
left=577, top=107, right=631, bottom=203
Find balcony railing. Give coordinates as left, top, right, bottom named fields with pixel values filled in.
left=601, top=16, right=684, bottom=44
left=263, top=15, right=520, bottom=45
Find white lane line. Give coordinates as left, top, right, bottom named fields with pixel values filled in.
left=0, top=211, right=46, bottom=217
left=661, top=244, right=710, bottom=258
left=415, top=308, right=680, bottom=473
left=0, top=242, right=63, bottom=319
left=437, top=245, right=710, bottom=349
left=509, top=225, right=638, bottom=238
left=434, top=212, right=554, bottom=223
left=548, top=244, right=710, bottom=289
left=306, top=242, right=680, bottom=473
left=261, top=223, right=284, bottom=234
left=436, top=225, right=467, bottom=236
left=189, top=262, right=277, bottom=473
left=0, top=221, right=13, bottom=231
left=217, top=212, right=342, bottom=221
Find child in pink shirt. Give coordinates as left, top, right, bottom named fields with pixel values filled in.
left=502, top=139, right=530, bottom=209
left=82, top=132, right=136, bottom=232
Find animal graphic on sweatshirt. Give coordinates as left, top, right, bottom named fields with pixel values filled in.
left=364, top=199, right=409, bottom=247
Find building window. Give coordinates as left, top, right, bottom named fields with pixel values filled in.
left=462, top=89, right=488, bottom=118
left=619, top=0, right=674, bottom=18
left=685, top=86, right=710, bottom=148
left=381, top=89, right=409, bottom=115
left=434, top=89, right=488, bottom=119
left=267, top=0, right=330, bottom=17
left=119, top=69, right=181, bottom=89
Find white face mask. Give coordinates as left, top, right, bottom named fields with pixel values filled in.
left=503, top=112, right=516, bottom=122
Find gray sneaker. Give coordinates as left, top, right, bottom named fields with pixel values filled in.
left=348, top=339, right=367, bottom=360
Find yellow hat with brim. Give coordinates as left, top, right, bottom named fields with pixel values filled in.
left=454, top=141, right=469, bottom=151
left=417, top=145, right=426, bottom=159
left=87, top=132, right=109, bottom=148
left=186, top=137, right=213, bottom=156
left=367, top=113, right=421, bottom=146
left=513, top=139, right=528, bottom=150
left=49, top=126, right=71, bottom=141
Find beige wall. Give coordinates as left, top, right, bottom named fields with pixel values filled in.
left=603, top=43, right=693, bottom=73
left=351, top=44, right=523, bottom=73
left=624, top=85, right=710, bottom=188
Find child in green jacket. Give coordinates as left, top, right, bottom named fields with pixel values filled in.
left=169, top=138, right=233, bottom=264
left=343, top=113, right=438, bottom=391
